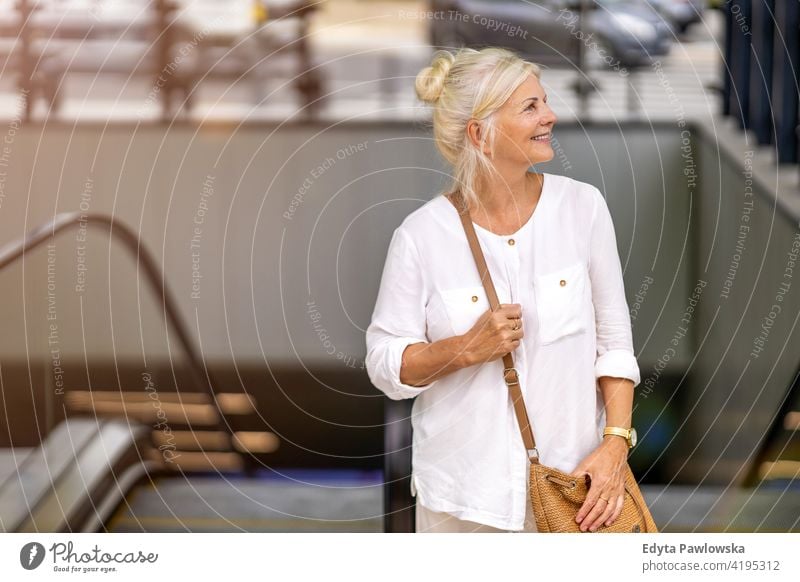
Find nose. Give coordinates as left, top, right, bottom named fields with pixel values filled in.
left=542, top=104, right=557, bottom=126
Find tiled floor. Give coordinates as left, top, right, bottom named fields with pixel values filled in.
left=107, top=468, right=384, bottom=532
left=642, top=481, right=800, bottom=533
left=105, top=473, right=800, bottom=533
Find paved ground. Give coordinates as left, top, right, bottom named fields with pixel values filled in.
left=106, top=471, right=800, bottom=533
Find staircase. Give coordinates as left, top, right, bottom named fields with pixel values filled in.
left=64, top=389, right=279, bottom=474
left=744, top=371, right=800, bottom=487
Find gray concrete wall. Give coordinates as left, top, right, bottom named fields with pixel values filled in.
left=677, top=123, right=800, bottom=484
left=0, top=121, right=691, bottom=374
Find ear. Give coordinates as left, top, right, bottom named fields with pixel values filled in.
left=467, top=119, right=493, bottom=157
left=466, top=118, right=482, bottom=148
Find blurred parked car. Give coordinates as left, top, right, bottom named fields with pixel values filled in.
left=645, top=0, right=705, bottom=34
left=429, top=0, right=672, bottom=70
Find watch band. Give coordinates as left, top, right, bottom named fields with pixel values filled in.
left=603, top=426, right=630, bottom=438
left=603, top=426, right=632, bottom=447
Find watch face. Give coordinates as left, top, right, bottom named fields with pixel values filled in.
left=630, top=427, right=637, bottom=447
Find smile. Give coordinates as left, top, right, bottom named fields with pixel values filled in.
left=532, top=132, right=551, bottom=142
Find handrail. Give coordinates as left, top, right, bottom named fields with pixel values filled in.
left=0, top=212, right=234, bottom=440
left=741, top=367, right=800, bottom=487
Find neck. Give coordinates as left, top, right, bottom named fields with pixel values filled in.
left=471, top=168, right=542, bottom=216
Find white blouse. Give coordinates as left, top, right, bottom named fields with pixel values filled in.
left=365, top=172, right=641, bottom=531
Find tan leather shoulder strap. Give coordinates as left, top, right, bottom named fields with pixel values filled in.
left=445, top=191, right=539, bottom=461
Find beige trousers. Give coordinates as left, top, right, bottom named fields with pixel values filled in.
left=415, top=489, right=538, bottom=533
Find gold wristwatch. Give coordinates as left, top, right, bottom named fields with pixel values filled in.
left=603, top=426, right=637, bottom=449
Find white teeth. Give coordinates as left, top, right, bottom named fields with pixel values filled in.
left=532, top=133, right=550, bottom=141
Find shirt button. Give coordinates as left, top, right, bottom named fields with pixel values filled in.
left=508, top=238, right=515, bottom=246
left=560, top=279, right=566, bottom=286
left=471, top=295, right=478, bottom=302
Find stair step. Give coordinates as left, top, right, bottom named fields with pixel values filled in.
left=784, top=411, right=800, bottom=430
left=153, top=430, right=229, bottom=450
left=152, top=430, right=279, bottom=453
left=65, top=391, right=257, bottom=425
left=147, top=449, right=244, bottom=472
left=758, top=460, right=800, bottom=481
left=69, top=401, right=221, bottom=425
left=232, top=431, right=280, bottom=454
left=65, top=390, right=256, bottom=409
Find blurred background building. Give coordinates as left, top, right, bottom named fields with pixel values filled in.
left=0, top=0, right=798, bottom=533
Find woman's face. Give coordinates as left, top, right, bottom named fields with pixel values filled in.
left=488, top=74, right=557, bottom=167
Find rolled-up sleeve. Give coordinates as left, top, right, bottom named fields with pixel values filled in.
left=588, top=187, right=641, bottom=387
left=365, top=225, right=440, bottom=400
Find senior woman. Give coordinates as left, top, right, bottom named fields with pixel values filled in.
left=365, top=47, right=640, bottom=533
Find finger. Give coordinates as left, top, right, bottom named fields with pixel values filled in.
left=602, top=492, right=624, bottom=527
left=588, top=497, right=616, bottom=532
left=574, top=476, right=598, bottom=522
left=576, top=483, right=604, bottom=527
left=579, top=497, right=608, bottom=532
left=606, top=494, right=624, bottom=526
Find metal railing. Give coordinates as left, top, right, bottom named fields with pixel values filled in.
left=0, top=211, right=235, bottom=441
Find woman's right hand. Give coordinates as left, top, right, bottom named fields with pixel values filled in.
left=460, top=303, right=524, bottom=365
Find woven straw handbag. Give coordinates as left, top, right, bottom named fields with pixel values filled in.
left=446, top=190, right=658, bottom=534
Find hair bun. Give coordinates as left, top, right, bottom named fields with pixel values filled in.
left=415, top=50, right=455, bottom=104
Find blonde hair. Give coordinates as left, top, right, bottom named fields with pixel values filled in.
left=415, top=47, right=542, bottom=209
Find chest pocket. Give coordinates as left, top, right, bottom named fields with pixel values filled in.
left=533, top=262, right=588, bottom=345
left=439, top=285, right=490, bottom=337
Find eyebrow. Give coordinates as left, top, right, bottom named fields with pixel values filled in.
left=522, top=95, right=547, bottom=105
